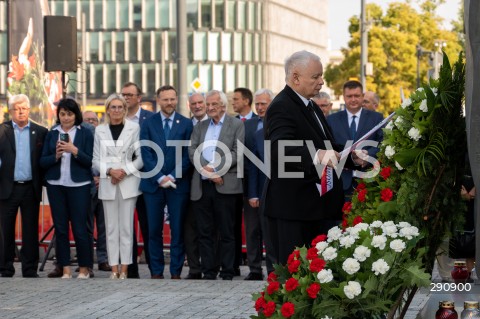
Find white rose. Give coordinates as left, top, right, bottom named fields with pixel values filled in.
left=316, top=241, right=329, bottom=254
left=385, top=121, right=394, bottom=130
left=339, top=235, right=356, bottom=248
left=371, top=258, right=390, bottom=275
left=419, top=99, right=428, bottom=112
left=317, top=269, right=334, bottom=283
left=371, top=235, right=387, bottom=250
left=344, top=281, right=362, bottom=299
left=399, top=226, right=420, bottom=240
left=395, top=116, right=404, bottom=126
left=395, top=161, right=404, bottom=171
left=383, top=225, right=398, bottom=238
left=322, top=247, right=338, bottom=261
left=342, top=258, right=361, bottom=275
left=353, top=222, right=369, bottom=231
left=401, top=98, right=411, bottom=109
left=385, top=145, right=395, bottom=159
left=327, top=226, right=343, bottom=242
left=398, top=222, right=412, bottom=228
left=390, top=239, right=406, bottom=252
left=408, top=127, right=422, bottom=141
left=370, top=221, right=383, bottom=228
left=383, top=221, right=395, bottom=227
left=353, top=245, right=371, bottom=262
left=346, top=227, right=361, bottom=239
left=432, top=87, right=438, bottom=96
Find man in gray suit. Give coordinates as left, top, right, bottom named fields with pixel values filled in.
left=189, top=90, right=245, bottom=280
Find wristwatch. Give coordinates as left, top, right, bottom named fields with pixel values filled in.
left=106, top=168, right=112, bottom=176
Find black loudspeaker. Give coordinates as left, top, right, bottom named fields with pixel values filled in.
left=44, top=16, right=77, bottom=72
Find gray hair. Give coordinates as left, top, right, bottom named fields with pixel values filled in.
left=104, top=93, right=128, bottom=124
left=206, top=90, right=228, bottom=108
left=189, top=92, right=205, bottom=102
left=369, top=91, right=380, bottom=104
left=254, top=88, right=275, bottom=100
left=285, top=50, right=321, bottom=82
left=313, top=92, right=331, bottom=102
left=8, top=94, right=30, bottom=110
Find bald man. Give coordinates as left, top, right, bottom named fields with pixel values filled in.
left=362, top=91, right=380, bottom=111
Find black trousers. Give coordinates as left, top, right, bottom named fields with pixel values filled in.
left=184, top=200, right=201, bottom=274
left=267, top=216, right=340, bottom=265
left=194, top=181, right=237, bottom=278
left=0, top=183, right=40, bottom=277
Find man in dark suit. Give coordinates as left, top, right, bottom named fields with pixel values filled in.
left=243, top=89, right=275, bottom=280
left=263, top=50, right=363, bottom=265
left=189, top=90, right=245, bottom=280
left=327, top=80, right=384, bottom=197
left=121, top=82, right=154, bottom=278
left=0, top=94, right=47, bottom=277
left=140, top=85, right=193, bottom=279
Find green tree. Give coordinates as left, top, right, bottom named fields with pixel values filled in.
left=324, top=0, right=462, bottom=114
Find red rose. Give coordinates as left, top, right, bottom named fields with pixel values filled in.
left=353, top=215, right=363, bottom=226
left=288, top=259, right=301, bottom=273
left=281, top=302, right=295, bottom=318
left=380, top=166, right=392, bottom=180
left=311, top=234, right=327, bottom=246
left=263, top=301, right=276, bottom=317
left=309, top=258, right=326, bottom=272
left=306, top=247, right=318, bottom=260
left=267, top=281, right=280, bottom=295
left=356, top=182, right=366, bottom=190
left=306, top=282, right=321, bottom=299
left=285, top=277, right=299, bottom=292
left=380, top=188, right=393, bottom=202
left=267, top=272, right=277, bottom=283
left=342, top=217, right=348, bottom=229
left=342, top=201, right=352, bottom=213
left=255, top=296, right=266, bottom=312
left=357, top=189, right=367, bottom=202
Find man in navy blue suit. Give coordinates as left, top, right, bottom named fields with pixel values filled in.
left=140, top=85, right=193, bottom=279
left=326, top=80, right=384, bottom=198
left=122, top=82, right=154, bottom=278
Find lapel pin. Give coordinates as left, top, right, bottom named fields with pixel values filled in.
left=32, top=131, right=36, bottom=134
left=176, top=120, right=180, bottom=124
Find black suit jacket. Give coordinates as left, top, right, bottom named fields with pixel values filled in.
left=0, top=120, right=48, bottom=201
left=263, top=85, right=348, bottom=221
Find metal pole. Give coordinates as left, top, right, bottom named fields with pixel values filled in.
left=360, top=0, right=367, bottom=89
left=176, top=0, right=187, bottom=116
left=81, top=12, right=87, bottom=108
left=416, top=44, right=421, bottom=88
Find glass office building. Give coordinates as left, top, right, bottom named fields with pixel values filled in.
left=0, top=0, right=328, bottom=103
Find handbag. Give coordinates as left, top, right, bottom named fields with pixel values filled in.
left=449, top=229, right=475, bottom=259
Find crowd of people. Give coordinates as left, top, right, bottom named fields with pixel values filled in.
left=0, top=50, right=389, bottom=281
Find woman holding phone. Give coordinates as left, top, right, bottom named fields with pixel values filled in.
left=40, top=98, right=93, bottom=279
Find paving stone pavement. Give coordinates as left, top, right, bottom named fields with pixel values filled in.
left=0, top=259, right=464, bottom=319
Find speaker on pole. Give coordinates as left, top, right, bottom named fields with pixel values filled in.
left=44, top=16, right=77, bottom=72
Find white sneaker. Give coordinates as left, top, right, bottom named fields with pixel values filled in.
left=77, top=272, right=90, bottom=279
left=61, top=274, right=72, bottom=279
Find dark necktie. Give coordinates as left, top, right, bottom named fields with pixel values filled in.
left=307, top=101, right=326, bottom=136
left=164, top=118, right=171, bottom=139
left=350, top=115, right=357, bottom=140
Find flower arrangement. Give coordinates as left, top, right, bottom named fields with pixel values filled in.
left=252, top=221, right=430, bottom=319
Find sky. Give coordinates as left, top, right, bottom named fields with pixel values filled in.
left=328, top=0, right=462, bottom=50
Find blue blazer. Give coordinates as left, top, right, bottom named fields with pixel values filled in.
left=247, top=127, right=267, bottom=200
left=139, top=112, right=193, bottom=194
left=243, top=117, right=262, bottom=189
left=40, top=126, right=94, bottom=183
left=326, top=109, right=384, bottom=190
left=139, top=108, right=154, bottom=126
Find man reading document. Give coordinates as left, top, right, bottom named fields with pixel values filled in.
left=262, top=51, right=368, bottom=264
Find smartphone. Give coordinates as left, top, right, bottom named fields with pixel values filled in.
left=59, top=133, right=69, bottom=143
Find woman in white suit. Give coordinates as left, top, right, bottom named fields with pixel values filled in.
left=93, top=94, right=142, bottom=279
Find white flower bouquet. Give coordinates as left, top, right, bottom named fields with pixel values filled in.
left=252, top=221, right=430, bottom=319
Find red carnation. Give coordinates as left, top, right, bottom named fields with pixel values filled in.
left=285, top=277, right=299, bottom=292
left=267, top=281, right=280, bottom=295
left=357, top=189, right=367, bottom=202
left=287, top=250, right=300, bottom=264
left=263, top=301, right=276, bottom=317
left=353, top=215, right=363, bottom=226
left=255, top=296, right=266, bottom=312
left=311, top=234, right=327, bottom=246
left=342, top=201, right=352, bottom=213
left=306, top=247, right=318, bottom=260
left=342, top=217, right=348, bottom=230
left=380, top=188, right=393, bottom=202
left=306, top=282, right=321, bottom=299
left=281, top=302, right=295, bottom=318
left=288, top=259, right=301, bottom=273
left=356, top=182, right=366, bottom=190
left=380, top=166, right=392, bottom=180
left=310, top=258, right=326, bottom=272
left=267, top=272, right=278, bottom=283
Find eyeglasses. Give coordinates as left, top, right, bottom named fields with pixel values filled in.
left=109, top=105, right=124, bottom=110
left=318, top=104, right=331, bottom=108
left=12, top=107, right=30, bottom=113
left=121, top=93, right=138, bottom=98
left=84, top=117, right=98, bottom=123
